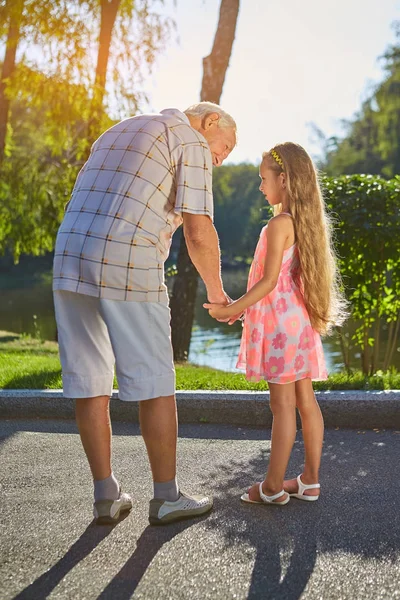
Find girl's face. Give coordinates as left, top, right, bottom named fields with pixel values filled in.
left=259, top=160, right=286, bottom=206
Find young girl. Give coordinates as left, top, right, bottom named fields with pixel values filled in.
left=204, top=143, right=347, bottom=505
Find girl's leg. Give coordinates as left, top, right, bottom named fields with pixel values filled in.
left=284, top=378, right=324, bottom=497
left=248, top=382, right=296, bottom=502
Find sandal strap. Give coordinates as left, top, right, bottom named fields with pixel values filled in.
left=259, top=483, right=286, bottom=503
left=297, top=474, right=320, bottom=495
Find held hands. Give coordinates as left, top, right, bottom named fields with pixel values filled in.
left=203, top=300, right=244, bottom=325
left=205, top=291, right=232, bottom=323
left=203, top=302, right=231, bottom=320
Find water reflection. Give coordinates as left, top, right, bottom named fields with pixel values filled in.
left=0, top=268, right=397, bottom=373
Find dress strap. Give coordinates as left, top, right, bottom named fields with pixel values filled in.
left=280, top=211, right=293, bottom=217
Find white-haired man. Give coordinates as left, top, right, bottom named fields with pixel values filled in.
left=53, top=102, right=236, bottom=525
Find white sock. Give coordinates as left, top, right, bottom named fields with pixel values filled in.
left=94, top=472, right=120, bottom=502
left=153, top=477, right=179, bottom=502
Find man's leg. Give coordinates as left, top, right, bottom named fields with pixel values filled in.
left=75, top=395, right=113, bottom=481
left=75, top=395, right=129, bottom=515
left=139, top=394, right=180, bottom=502
left=54, top=291, right=132, bottom=523
left=139, top=394, right=177, bottom=483
left=100, top=299, right=213, bottom=524
left=139, top=393, right=212, bottom=524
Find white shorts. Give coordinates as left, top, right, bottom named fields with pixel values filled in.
left=53, top=290, right=175, bottom=401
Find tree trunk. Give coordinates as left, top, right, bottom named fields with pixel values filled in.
left=0, top=0, right=24, bottom=165
left=200, top=0, right=240, bottom=103
left=88, top=0, right=121, bottom=145
left=169, top=232, right=199, bottom=361
left=170, top=0, right=240, bottom=362
left=337, top=326, right=351, bottom=374
left=385, top=313, right=400, bottom=370
left=383, top=319, right=395, bottom=371
left=361, top=325, right=371, bottom=376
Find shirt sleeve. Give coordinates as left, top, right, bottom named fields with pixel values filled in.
left=173, top=139, right=214, bottom=220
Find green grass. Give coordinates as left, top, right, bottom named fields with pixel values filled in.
left=0, top=331, right=399, bottom=391
left=0, top=333, right=63, bottom=389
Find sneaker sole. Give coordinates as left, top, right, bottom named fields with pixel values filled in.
left=95, top=504, right=132, bottom=525
left=149, top=503, right=213, bottom=526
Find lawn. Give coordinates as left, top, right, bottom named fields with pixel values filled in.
left=0, top=331, right=399, bottom=391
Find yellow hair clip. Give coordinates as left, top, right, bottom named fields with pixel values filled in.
left=270, top=149, right=284, bottom=169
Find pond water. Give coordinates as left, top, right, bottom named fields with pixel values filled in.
left=0, top=267, right=398, bottom=373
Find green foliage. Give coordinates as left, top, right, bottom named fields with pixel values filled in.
left=74, top=0, right=175, bottom=118
left=213, top=169, right=400, bottom=374
left=320, top=22, right=400, bottom=177
left=0, top=0, right=175, bottom=261
left=324, top=174, right=400, bottom=373
left=0, top=68, right=113, bottom=261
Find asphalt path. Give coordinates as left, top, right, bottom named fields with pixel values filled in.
left=1, top=420, right=399, bottom=600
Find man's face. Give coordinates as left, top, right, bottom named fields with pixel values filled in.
left=193, top=112, right=236, bottom=166
left=203, top=125, right=236, bottom=166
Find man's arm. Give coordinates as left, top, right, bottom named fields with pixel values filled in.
left=182, top=213, right=228, bottom=305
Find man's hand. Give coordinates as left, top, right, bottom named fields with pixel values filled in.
left=203, top=302, right=233, bottom=320
left=204, top=297, right=244, bottom=325
left=207, top=290, right=230, bottom=304
left=206, top=291, right=232, bottom=322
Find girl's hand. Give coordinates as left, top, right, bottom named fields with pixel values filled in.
left=227, top=311, right=245, bottom=326
left=203, top=302, right=233, bottom=320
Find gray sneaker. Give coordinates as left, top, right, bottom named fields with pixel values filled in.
left=93, top=490, right=133, bottom=525
left=149, top=491, right=213, bottom=525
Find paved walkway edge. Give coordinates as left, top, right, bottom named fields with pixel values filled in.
left=1, top=389, right=399, bottom=428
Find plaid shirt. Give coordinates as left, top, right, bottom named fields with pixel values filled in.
left=53, top=109, right=213, bottom=304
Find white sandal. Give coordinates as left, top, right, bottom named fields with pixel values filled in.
left=289, top=474, right=320, bottom=502
left=241, top=482, right=290, bottom=505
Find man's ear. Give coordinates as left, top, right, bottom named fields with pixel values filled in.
left=201, top=112, right=220, bottom=130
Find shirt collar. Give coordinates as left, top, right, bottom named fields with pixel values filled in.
left=160, top=108, right=190, bottom=125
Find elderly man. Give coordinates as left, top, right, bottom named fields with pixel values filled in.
left=53, top=102, right=236, bottom=525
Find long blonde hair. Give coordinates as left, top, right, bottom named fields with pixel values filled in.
left=263, top=142, right=347, bottom=335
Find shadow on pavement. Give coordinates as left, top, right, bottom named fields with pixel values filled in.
left=11, top=518, right=126, bottom=600
left=3, top=424, right=399, bottom=599
left=201, top=432, right=400, bottom=599
left=97, top=518, right=206, bottom=600
left=0, top=420, right=267, bottom=446
left=0, top=419, right=81, bottom=451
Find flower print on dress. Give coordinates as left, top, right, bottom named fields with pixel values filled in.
left=251, top=328, right=261, bottom=344
left=247, top=369, right=258, bottom=381
left=290, top=291, right=302, bottom=307
left=294, top=355, right=305, bottom=372
left=284, top=343, right=297, bottom=364
left=261, top=337, right=271, bottom=355
left=275, top=298, right=288, bottom=315
left=308, top=348, right=318, bottom=366
left=272, top=332, right=287, bottom=350
left=262, top=309, right=276, bottom=334
left=299, top=325, right=314, bottom=350
left=278, top=274, right=292, bottom=294
left=249, top=307, right=262, bottom=325
left=284, top=314, right=301, bottom=337
left=235, top=225, right=328, bottom=383
left=264, top=356, right=285, bottom=379
left=246, top=348, right=259, bottom=366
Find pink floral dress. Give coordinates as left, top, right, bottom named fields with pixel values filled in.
left=236, top=223, right=328, bottom=384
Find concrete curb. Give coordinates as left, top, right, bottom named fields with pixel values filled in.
left=1, top=389, right=400, bottom=428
